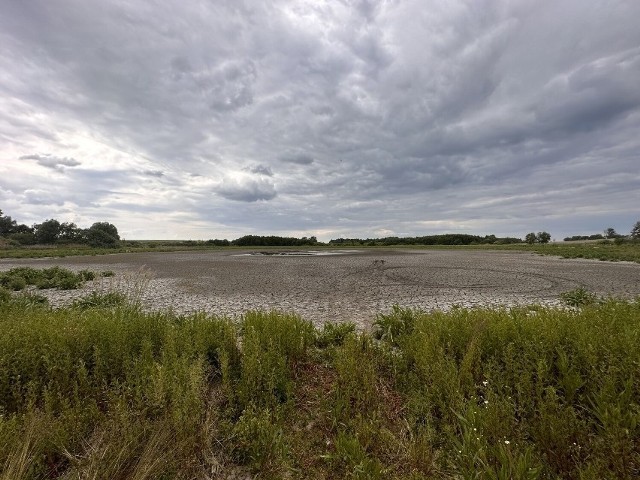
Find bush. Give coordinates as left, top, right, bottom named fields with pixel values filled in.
left=78, top=270, right=96, bottom=281
left=0, top=266, right=94, bottom=291
left=85, top=222, right=120, bottom=248
left=4, top=275, right=27, bottom=291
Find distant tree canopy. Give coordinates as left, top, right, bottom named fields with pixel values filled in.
left=564, top=234, right=605, bottom=242
left=525, top=233, right=537, bottom=245
left=231, top=235, right=318, bottom=247
left=0, top=208, right=121, bottom=248
left=328, top=234, right=523, bottom=246
left=537, top=231, right=551, bottom=244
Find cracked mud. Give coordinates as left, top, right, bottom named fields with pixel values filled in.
left=2, top=249, right=639, bottom=327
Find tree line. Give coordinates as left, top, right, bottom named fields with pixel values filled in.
left=328, top=234, right=523, bottom=246
left=563, top=223, right=640, bottom=242
left=0, top=209, right=121, bottom=248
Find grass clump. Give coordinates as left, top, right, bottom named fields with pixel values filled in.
left=0, top=296, right=638, bottom=479
left=70, top=290, right=128, bottom=310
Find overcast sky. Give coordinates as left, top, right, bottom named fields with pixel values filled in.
left=1, top=0, right=639, bottom=241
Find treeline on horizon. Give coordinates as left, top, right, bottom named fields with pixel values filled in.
left=326, top=234, right=523, bottom=246
left=203, top=233, right=523, bottom=247
left=4, top=207, right=640, bottom=249
left=0, top=209, right=121, bottom=248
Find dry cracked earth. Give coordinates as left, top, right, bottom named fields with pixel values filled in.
left=2, top=249, right=640, bottom=327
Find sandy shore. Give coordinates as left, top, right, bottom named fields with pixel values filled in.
left=2, top=249, right=639, bottom=326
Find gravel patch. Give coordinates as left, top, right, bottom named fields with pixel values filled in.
left=2, top=249, right=639, bottom=327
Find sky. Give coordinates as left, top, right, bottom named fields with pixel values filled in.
left=1, top=0, right=639, bottom=241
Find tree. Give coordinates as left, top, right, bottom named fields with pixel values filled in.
left=631, top=221, right=640, bottom=240
left=604, top=227, right=618, bottom=239
left=34, top=219, right=62, bottom=244
left=525, top=232, right=537, bottom=244
left=59, top=222, right=82, bottom=242
left=85, top=222, right=120, bottom=248
left=536, top=231, right=551, bottom=244
left=0, top=210, right=17, bottom=236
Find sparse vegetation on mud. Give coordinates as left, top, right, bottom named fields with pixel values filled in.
left=1, top=291, right=638, bottom=479
left=0, top=266, right=104, bottom=291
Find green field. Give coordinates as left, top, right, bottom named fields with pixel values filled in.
left=1, top=288, right=638, bottom=479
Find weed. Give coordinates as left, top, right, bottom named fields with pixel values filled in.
left=71, top=291, right=127, bottom=310
left=316, top=321, right=356, bottom=348
left=231, top=405, right=288, bottom=474
left=0, top=298, right=638, bottom=478
left=0, top=287, right=10, bottom=303
left=560, top=287, right=597, bottom=307
left=373, top=305, right=416, bottom=344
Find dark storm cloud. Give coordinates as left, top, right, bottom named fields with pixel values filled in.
left=1, top=0, right=639, bottom=239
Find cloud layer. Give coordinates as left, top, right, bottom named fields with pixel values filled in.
left=1, top=0, right=639, bottom=240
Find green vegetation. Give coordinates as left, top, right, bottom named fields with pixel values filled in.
left=1, top=292, right=638, bottom=479
left=525, top=231, right=551, bottom=244
left=0, top=266, right=101, bottom=291
left=329, top=233, right=523, bottom=246
left=516, top=241, right=640, bottom=263
left=0, top=242, right=222, bottom=259
left=564, top=234, right=605, bottom=241
left=0, top=208, right=120, bottom=248
left=559, top=287, right=598, bottom=307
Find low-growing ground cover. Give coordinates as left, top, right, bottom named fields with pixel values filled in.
left=0, top=266, right=105, bottom=292
left=0, top=242, right=226, bottom=259
left=0, top=291, right=638, bottom=479
left=509, top=241, right=640, bottom=263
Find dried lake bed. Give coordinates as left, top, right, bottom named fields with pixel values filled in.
left=2, top=249, right=640, bottom=326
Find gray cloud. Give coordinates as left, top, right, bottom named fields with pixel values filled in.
left=217, top=173, right=277, bottom=203
left=20, top=154, right=81, bottom=171
left=280, top=154, right=314, bottom=165
left=142, top=169, right=164, bottom=177
left=247, top=164, right=274, bottom=177
left=1, top=0, right=639, bottom=240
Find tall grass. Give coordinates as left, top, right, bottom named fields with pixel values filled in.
left=1, top=291, right=638, bottom=478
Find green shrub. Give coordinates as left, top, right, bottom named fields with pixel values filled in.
left=325, top=430, right=385, bottom=479
left=236, top=311, right=314, bottom=410
left=5, top=275, right=27, bottom=291
left=101, top=270, right=115, bottom=277
left=373, top=305, right=416, bottom=344
left=315, top=321, right=356, bottom=348
left=0, top=300, right=638, bottom=478
left=0, top=286, right=11, bottom=303
left=78, top=269, right=96, bottom=281
left=560, top=287, right=597, bottom=307
left=71, top=291, right=127, bottom=310
left=231, top=405, right=288, bottom=473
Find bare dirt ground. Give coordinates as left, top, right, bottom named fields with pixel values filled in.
left=2, top=249, right=639, bottom=326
